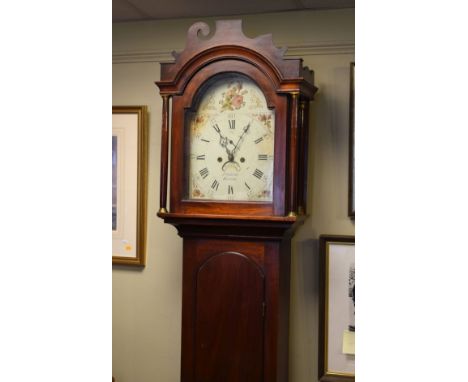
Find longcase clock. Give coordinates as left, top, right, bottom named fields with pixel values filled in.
left=155, top=20, right=317, bottom=382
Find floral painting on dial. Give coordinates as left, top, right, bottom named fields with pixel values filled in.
left=219, top=81, right=248, bottom=111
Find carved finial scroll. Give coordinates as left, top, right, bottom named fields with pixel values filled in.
left=187, top=21, right=211, bottom=43
left=172, top=22, right=211, bottom=60
left=171, top=19, right=288, bottom=64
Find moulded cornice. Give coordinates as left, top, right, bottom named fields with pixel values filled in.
left=112, top=40, right=355, bottom=64
left=281, top=40, right=355, bottom=57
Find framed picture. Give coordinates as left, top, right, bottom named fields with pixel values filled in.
left=319, top=235, right=355, bottom=382
left=348, top=62, right=355, bottom=219
left=112, top=106, right=148, bottom=266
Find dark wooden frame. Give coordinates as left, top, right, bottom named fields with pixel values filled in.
left=112, top=106, right=148, bottom=266
left=348, top=62, right=355, bottom=219
left=319, top=235, right=355, bottom=382
left=171, top=61, right=287, bottom=216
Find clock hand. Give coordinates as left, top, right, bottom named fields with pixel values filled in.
left=219, top=135, right=229, bottom=149
left=222, top=143, right=240, bottom=171
left=212, top=124, right=237, bottom=161
left=221, top=122, right=250, bottom=171
left=217, top=131, right=239, bottom=163
left=221, top=146, right=238, bottom=170
left=212, top=123, right=231, bottom=150
left=232, top=122, right=250, bottom=155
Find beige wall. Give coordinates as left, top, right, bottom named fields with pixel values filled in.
left=113, top=9, right=354, bottom=382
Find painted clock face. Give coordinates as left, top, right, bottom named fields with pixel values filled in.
left=187, top=74, right=275, bottom=202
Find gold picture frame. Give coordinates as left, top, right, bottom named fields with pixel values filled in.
left=319, top=235, right=355, bottom=381
left=112, top=106, right=148, bottom=266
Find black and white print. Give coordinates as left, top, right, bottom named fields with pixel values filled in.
left=348, top=263, right=355, bottom=332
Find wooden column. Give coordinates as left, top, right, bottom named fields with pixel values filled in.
left=297, top=99, right=309, bottom=215
left=159, top=94, right=170, bottom=214
left=288, top=92, right=299, bottom=217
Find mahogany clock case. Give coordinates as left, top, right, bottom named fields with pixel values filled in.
left=155, top=19, right=317, bottom=382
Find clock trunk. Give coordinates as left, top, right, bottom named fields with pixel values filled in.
left=177, top=227, right=292, bottom=382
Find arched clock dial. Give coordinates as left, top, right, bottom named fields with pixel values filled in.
left=187, top=74, right=275, bottom=202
